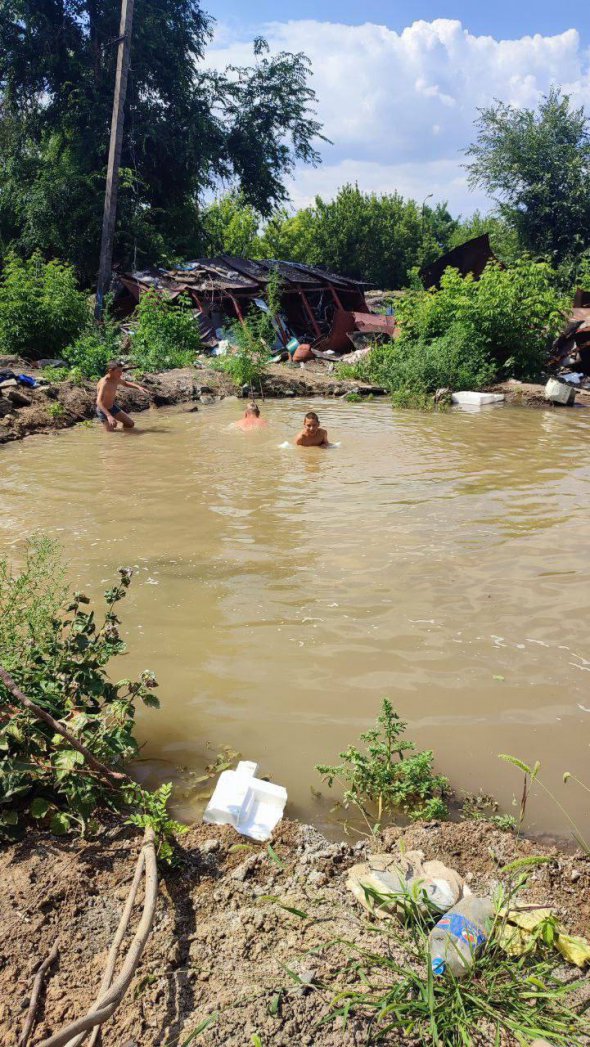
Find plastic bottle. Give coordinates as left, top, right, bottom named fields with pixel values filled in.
left=428, top=896, right=494, bottom=978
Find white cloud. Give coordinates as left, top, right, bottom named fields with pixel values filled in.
left=205, top=18, right=590, bottom=215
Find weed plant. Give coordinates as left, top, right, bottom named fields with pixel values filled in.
left=316, top=698, right=449, bottom=828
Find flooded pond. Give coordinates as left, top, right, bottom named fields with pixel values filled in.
left=2, top=398, right=590, bottom=839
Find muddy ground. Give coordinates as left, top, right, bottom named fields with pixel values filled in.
left=0, top=360, right=386, bottom=446
left=2, top=818, right=589, bottom=1046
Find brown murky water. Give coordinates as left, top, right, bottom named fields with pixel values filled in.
left=2, top=399, right=590, bottom=839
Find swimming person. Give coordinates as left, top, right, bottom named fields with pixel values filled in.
left=96, top=361, right=148, bottom=431
left=294, top=411, right=330, bottom=447
left=234, top=402, right=268, bottom=431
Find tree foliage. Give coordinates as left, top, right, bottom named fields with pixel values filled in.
left=466, top=89, right=590, bottom=264
left=0, top=1, right=323, bottom=283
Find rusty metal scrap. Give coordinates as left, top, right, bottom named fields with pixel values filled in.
left=420, top=234, right=498, bottom=290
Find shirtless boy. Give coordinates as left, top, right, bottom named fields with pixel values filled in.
left=234, top=402, right=268, bottom=431
left=294, top=411, right=330, bottom=447
left=96, top=361, right=148, bottom=431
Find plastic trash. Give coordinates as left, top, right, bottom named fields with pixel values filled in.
left=203, top=760, right=287, bottom=842
left=429, top=896, right=494, bottom=977
left=347, top=851, right=469, bottom=919
left=451, top=391, right=505, bottom=406
left=544, top=378, right=576, bottom=405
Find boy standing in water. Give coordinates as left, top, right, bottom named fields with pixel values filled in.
left=96, top=361, right=148, bottom=431
left=294, top=411, right=330, bottom=447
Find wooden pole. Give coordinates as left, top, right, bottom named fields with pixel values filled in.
left=95, top=0, right=135, bottom=319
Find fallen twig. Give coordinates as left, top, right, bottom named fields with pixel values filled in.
left=0, top=666, right=127, bottom=785
left=36, top=827, right=158, bottom=1047
left=18, top=941, right=59, bottom=1047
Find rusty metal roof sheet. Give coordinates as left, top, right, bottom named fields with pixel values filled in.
left=420, top=234, right=498, bottom=290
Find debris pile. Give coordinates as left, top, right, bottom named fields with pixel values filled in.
left=114, top=256, right=398, bottom=361
left=550, top=288, right=590, bottom=390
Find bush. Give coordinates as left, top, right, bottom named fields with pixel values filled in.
left=0, top=250, right=89, bottom=359
left=357, top=324, right=496, bottom=399
left=0, top=539, right=161, bottom=837
left=131, top=290, right=201, bottom=372
left=397, top=259, right=567, bottom=380
left=63, top=311, right=122, bottom=379
left=221, top=313, right=271, bottom=391
left=316, top=698, right=449, bottom=825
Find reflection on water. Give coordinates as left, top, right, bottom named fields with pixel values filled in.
left=2, top=398, right=590, bottom=837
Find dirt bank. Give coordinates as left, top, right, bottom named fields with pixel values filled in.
left=490, top=378, right=590, bottom=408
left=2, top=818, right=589, bottom=1046
left=0, top=362, right=386, bottom=446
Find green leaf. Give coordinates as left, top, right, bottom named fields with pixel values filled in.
left=179, top=1012, right=219, bottom=1044
left=54, top=749, right=85, bottom=772
left=501, top=855, right=553, bottom=873
left=50, top=811, right=71, bottom=835
left=266, top=843, right=285, bottom=869
left=259, top=895, right=310, bottom=919
left=30, top=797, right=50, bottom=819
left=0, top=810, right=18, bottom=826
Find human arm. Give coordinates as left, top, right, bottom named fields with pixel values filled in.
left=319, top=428, right=330, bottom=446
left=121, top=379, right=148, bottom=393
left=294, top=430, right=306, bottom=445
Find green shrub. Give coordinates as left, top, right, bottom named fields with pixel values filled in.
left=316, top=698, right=449, bottom=825
left=63, top=310, right=122, bottom=378
left=358, top=324, right=495, bottom=398
left=221, top=313, right=271, bottom=391
left=0, top=250, right=89, bottom=359
left=397, top=259, right=567, bottom=380
left=0, top=539, right=161, bottom=837
left=130, top=290, right=201, bottom=372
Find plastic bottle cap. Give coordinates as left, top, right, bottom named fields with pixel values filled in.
left=431, top=957, right=446, bottom=976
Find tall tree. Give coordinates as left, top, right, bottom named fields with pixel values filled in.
left=0, top=2, right=323, bottom=283
left=466, top=89, right=590, bottom=263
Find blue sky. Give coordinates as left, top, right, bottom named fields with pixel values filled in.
left=205, top=4, right=590, bottom=216
left=211, top=0, right=590, bottom=43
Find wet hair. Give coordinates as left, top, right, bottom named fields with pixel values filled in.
left=246, top=402, right=260, bottom=416
left=106, top=360, right=124, bottom=372
left=304, top=411, right=319, bottom=423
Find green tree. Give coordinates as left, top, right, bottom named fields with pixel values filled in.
left=259, top=186, right=458, bottom=287
left=448, top=211, right=521, bottom=265
left=0, top=3, right=323, bottom=283
left=466, top=89, right=590, bottom=263
left=201, top=193, right=262, bottom=257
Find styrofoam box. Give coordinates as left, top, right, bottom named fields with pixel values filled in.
left=203, top=761, right=287, bottom=842
left=451, top=391, right=505, bottom=405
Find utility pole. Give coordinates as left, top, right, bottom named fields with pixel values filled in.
left=95, top=0, right=135, bottom=319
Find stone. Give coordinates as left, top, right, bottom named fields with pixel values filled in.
left=7, top=389, right=32, bottom=408
left=571, top=869, right=581, bottom=883
left=200, top=838, right=220, bottom=855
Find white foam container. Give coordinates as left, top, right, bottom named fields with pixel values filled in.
left=203, top=761, right=287, bottom=841
left=451, top=391, right=505, bottom=406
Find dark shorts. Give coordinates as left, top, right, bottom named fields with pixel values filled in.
left=96, top=402, right=121, bottom=422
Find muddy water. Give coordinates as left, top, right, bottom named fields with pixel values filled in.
left=2, top=399, right=590, bottom=838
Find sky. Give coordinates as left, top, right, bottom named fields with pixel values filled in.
left=204, top=1, right=590, bottom=217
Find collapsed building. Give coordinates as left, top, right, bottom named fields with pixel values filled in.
left=113, top=256, right=397, bottom=358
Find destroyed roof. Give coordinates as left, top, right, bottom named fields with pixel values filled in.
left=121, top=257, right=365, bottom=295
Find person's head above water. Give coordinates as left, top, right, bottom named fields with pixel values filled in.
left=245, top=402, right=261, bottom=417
left=303, top=411, right=319, bottom=434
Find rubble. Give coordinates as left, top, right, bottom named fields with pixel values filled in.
left=114, top=256, right=396, bottom=359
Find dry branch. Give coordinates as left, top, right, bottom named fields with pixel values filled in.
left=36, top=828, right=158, bottom=1047
left=0, top=665, right=126, bottom=785
left=18, top=941, right=59, bottom=1047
